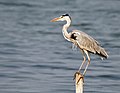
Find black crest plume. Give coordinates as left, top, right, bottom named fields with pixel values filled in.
left=62, top=14, right=71, bottom=20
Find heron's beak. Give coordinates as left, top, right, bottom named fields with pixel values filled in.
left=50, top=17, right=60, bottom=22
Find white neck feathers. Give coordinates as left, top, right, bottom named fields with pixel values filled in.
left=62, top=17, right=71, bottom=41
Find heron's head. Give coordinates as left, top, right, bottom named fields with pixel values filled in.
left=51, top=14, right=71, bottom=22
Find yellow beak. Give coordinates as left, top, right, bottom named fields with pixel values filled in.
left=50, top=17, right=60, bottom=22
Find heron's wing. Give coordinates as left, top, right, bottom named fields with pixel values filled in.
left=71, top=30, right=108, bottom=58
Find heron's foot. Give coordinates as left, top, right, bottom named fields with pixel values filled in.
left=73, top=71, right=80, bottom=80
left=76, top=74, right=84, bottom=84
left=73, top=71, right=84, bottom=84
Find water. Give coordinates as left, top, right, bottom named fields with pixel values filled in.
left=0, top=0, right=120, bottom=93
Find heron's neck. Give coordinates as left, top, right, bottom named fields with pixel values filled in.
left=62, top=19, right=71, bottom=41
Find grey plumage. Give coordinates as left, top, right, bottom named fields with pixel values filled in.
left=70, top=30, right=108, bottom=59
left=51, top=14, right=108, bottom=75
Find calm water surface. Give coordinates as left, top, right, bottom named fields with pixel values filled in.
left=0, top=0, right=120, bottom=93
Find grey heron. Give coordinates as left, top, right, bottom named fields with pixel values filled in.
left=51, top=14, right=108, bottom=76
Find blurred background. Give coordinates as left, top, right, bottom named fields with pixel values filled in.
left=0, top=0, right=120, bottom=93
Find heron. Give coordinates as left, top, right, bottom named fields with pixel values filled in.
left=51, top=14, right=108, bottom=76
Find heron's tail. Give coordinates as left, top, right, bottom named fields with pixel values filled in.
left=96, top=47, right=108, bottom=59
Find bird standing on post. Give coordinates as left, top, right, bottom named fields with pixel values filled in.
left=51, top=14, right=108, bottom=76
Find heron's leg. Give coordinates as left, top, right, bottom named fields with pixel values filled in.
left=78, top=50, right=86, bottom=71
left=83, top=50, right=90, bottom=76
left=73, top=50, right=86, bottom=80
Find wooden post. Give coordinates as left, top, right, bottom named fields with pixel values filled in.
left=74, top=72, right=84, bottom=93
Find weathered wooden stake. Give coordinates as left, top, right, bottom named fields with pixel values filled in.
left=74, top=72, right=84, bottom=93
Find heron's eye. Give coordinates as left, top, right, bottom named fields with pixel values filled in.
left=61, top=16, right=64, bottom=18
